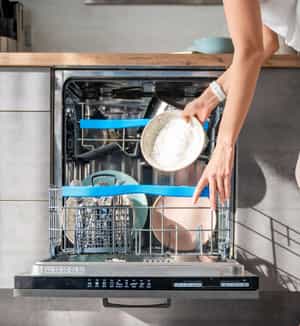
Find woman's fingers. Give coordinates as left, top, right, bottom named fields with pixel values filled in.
left=183, top=100, right=202, bottom=122
left=209, top=176, right=217, bottom=211
left=182, top=103, right=194, bottom=122
left=224, top=148, right=234, bottom=200
left=224, top=175, right=231, bottom=200
left=192, top=174, right=208, bottom=204
left=193, top=140, right=234, bottom=209
left=182, top=109, right=191, bottom=122
left=216, top=176, right=225, bottom=204
left=194, top=172, right=230, bottom=209
left=195, top=111, right=205, bottom=124
left=182, top=97, right=214, bottom=125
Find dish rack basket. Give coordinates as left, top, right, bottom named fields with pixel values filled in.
left=49, top=184, right=233, bottom=260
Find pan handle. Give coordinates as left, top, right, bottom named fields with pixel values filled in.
left=102, top=297, right=171, bottom=309
left=75, top=143, right=121, bottom=161
left=80, top=119, right=150, bottom=130
left=90, top=173, right=118, bottom=186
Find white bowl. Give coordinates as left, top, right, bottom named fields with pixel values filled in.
left=141, top=110, right=207, bottom=172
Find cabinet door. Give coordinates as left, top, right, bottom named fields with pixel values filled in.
left=0, top=201, right=49, bottom=288
left=237, top=69, right=300, bottom=291
left=0, top=69, right=50, bottom=111
left=0, top=112, right=50, bottom=201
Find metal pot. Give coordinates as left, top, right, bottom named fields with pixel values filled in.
left=144, top=95, right=183, bottom=119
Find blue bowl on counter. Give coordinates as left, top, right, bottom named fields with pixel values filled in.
left=188, top=37, right=234, bottom=54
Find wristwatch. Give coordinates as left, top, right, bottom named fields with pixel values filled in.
left=209, top=81, right=226, bottom=102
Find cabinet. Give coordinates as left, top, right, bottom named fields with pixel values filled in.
left=0, top=69, right=50, bottom=288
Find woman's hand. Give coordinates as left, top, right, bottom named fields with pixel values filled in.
left=193, top=142, right=235, bottom=210
left=182, top=86, right=221, bottom=123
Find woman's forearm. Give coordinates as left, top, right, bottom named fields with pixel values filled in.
left=216, top=0, right=265, bottom=146
left=217, top=53, right=263, bottom=146
left=216, top=25, right=279, bottom=96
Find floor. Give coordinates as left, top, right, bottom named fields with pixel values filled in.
left=0, top=290, right=299, bottom=326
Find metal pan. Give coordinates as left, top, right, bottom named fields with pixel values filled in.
left=144, top=95, right=183, bottom=119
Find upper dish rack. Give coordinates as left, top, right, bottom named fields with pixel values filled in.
left=64, top=99, right=221, bottom=163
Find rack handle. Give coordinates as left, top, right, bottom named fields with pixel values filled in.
left=80, top=119, right=150, bottom=129
left=62, top=184, right=209, bottom=198
left=102, top=298, right=171, bottom=309
left=80, top=119, right=209, bottom=131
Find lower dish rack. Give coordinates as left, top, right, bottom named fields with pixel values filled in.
left=49, top=184, right=231, bottom=260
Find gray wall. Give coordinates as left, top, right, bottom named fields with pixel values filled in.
left=19, top=0, right=295, bottom=53
left=21, top=0, right=228, bottom=52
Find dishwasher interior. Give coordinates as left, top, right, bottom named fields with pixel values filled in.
left=14, top=69, right=258, bottom=300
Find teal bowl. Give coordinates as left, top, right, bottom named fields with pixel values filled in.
left=188, top=37, right=234, bottom=54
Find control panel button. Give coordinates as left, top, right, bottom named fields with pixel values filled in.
left=124, top=280, right=129, bottom=288
left=109, top=280, right=115, bottom=288
left=220, top=282, right=250, bottom=288
left=87, top=279, right=93, bottom=288
left=173, top=282, right=203, bottom=288
left=116, top=280, right=123, bottom=288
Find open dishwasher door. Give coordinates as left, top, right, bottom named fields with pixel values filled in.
left=14, top=69, right=259, bottom=301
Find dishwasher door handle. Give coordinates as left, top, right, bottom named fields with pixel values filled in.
left=102, top=297, right=171, bottom=308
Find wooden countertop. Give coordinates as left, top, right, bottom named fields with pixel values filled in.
left=0, top=53, right=299, bottom=68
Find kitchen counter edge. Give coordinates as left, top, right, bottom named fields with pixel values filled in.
left=0, top=53, right=300, bottom=68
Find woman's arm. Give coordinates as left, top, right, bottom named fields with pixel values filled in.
left=183, top=25, right=279, bottom=124
left=193, top=0, right=265, bottom=209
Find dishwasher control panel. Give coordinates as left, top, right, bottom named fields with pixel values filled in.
left=15, top=276, right=259, bottom=291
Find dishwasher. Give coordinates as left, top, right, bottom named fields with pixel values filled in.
left=14, top=68, right=259, bottom=307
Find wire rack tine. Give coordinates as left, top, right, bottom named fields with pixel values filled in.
left=161, top=196, right=165, bottom=255
left=139, top=230, right=142, bottom=255
left=149, top=206, right=153, bottom=256
left=198, top=225, right=203, bottom=256
left=175, top=224, right=178, bottom=256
